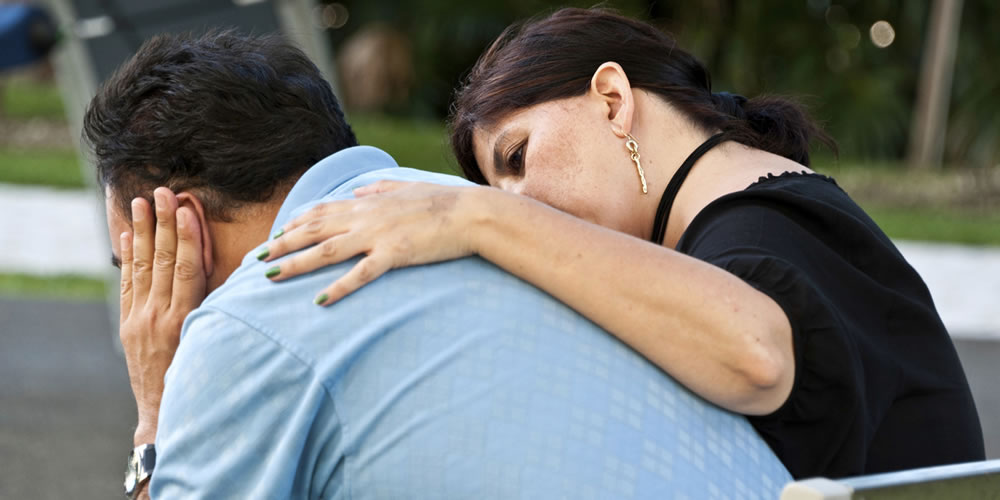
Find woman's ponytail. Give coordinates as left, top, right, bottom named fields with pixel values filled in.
left=739, top=95, right=835, bottom=166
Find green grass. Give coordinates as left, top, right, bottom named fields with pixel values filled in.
left=0, top=273, right=106, bottom=301
left=350, top=113, right=459, bottom=175
left=1, top=79, right=66, bottom=119
left=863, top=205, right=1000, bottom=246
left=0, top=148, right=86, bottom=188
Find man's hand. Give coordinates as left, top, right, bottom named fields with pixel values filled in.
left=119, top=187, right=207, bottom=446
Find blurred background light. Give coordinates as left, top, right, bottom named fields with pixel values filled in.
left=73, top=15, right=114, bottom=40
left=323, top=3, right=349, bottom=30
left=870, top=20, right=896, bottom=48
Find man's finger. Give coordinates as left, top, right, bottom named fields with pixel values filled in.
left=151, top=188, right=179, bottom=302
left=171, top=207, right=206, bottom=311
left=119, top=231, right=134, bottom=321
left=131, top=198, right=155, bottom=305
left=313, top=255, right=392, bottom=306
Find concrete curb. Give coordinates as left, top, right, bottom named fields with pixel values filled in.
left=1, top=183, right=996, bottom=339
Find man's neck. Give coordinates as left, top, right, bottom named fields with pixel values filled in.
left=205, top=200, right=284, bottom=293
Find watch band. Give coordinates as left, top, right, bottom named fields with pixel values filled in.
left=124, top=443, right=156, bottom=499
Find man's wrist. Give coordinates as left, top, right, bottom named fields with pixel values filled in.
left=133, top=421, right=157, bottom=447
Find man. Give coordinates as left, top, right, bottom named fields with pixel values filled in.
left=85, top=31, right=792, bottom=498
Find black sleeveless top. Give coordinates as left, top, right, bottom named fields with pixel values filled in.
left=674, top=172, right=985, bottom=478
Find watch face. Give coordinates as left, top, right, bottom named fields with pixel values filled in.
left=124, top=451, right=138, bottom=493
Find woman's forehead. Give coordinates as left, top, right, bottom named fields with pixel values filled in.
left=470, top=105, right=541, bottom=151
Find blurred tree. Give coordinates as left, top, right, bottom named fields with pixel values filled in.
left=653, top=0, right=922, bottom=160
left=322, top=0, right=997, bottom=166
left=909, top=0, right=962, bottom=171
left=946, top=0, right=1000, bottom=169
left=326, top=0, right=647, bottom=118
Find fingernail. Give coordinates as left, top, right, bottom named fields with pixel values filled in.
left=256, top=248, right=270, bottom=261
left=265, top=266, right=281, bottom=279
left=272, top=228, right=284, bottom=239
left=314, top=293, right=328, bottom=305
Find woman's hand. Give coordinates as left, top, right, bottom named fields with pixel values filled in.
left=259, top=180, right=484, bottom=305
left=119, top=187, right=207, bottom=446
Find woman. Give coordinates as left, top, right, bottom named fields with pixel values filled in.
left=259, top=8, right=984, bottom=478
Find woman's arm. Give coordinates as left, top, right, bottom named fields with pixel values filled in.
left=468, top=187, right=795, bottom=416
left=263, top=181, right=794, bottom=415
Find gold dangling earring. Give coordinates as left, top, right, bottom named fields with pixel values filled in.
left=624, top=133, right=648, bottom=194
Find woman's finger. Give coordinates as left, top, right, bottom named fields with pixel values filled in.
left=265, top=231, right=368, bottom=282
left=119, top=231, right=134, bottom=321
left=150, top=188, right=179, bottom=302
left=352, top=179, right=408, bottom=197
left=313, top=255, right=392, bottom=306
left=276, top=200, right=354, bottom=238
left=260, top=212, right=351, bottom=262
left=171, top=207, right=206, bottom=311
left=130, top=198, right=155, bottom=306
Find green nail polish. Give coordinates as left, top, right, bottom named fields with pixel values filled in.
left=272, top=228, right=285, bottom=239
left=256, top=248, right=270, bottom=261
left=265, top=266, right=281, bottom=279
left=314, top=293, right=328, bottom=305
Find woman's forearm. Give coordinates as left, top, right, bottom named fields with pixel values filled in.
left=465, top=187, right=795, bottom=415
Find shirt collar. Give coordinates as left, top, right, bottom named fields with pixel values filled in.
left=271, top=145, right=398, bottom=234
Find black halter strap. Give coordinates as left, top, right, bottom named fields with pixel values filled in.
left=650, top=132, right=729, bottom=245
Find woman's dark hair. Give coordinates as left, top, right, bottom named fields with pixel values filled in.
left=83, top=30, right=358, bottom=220
left=450, top=8, right=835, bottom=184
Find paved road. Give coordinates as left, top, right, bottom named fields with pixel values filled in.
left=0, top=298, right=133, bottom=500
left=0, top=297, right=996, bottom=499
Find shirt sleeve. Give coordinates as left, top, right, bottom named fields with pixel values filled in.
left=149, top=307, right=344, bottom=499
left=679, top=200, right=869, bottom=478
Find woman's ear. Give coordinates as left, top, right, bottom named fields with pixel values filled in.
left=590, top=61, right=635, bottom=138
left=175, top=192, right=214, bottom=278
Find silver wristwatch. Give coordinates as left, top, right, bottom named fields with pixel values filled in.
left=124, top=443, right=156, bottom=498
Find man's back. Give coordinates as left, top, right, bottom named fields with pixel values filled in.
left=151, top=147, right=792, bottom=498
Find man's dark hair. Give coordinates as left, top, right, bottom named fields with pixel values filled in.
left=83, top=29, right=357, bottom=220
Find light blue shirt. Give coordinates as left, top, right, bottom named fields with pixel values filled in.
left=151, top=146, right=791, bottom=499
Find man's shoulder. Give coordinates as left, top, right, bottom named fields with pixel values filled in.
left=340, top=166, right=475, bottom=194
left=186, top=162, right=502, bottom=366
left=193, top=248, right=550, bottom=372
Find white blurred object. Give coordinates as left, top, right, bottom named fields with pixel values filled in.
left=0, top=183, right=107, bottom=277
left=895, top=240, right=1000, bottom=340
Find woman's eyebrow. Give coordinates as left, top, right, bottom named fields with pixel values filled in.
left=111, top=253, right=121, bottom=269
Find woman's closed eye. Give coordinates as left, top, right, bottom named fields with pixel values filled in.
left=504, top=141, right=526, bottom=175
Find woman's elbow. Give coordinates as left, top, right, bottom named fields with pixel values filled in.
left=737, top=329, right=795, bottom=415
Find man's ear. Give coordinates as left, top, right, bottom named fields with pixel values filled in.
left=590, top=61, right=636, bottom=138
left=175, top=192, right=214, bottom=278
